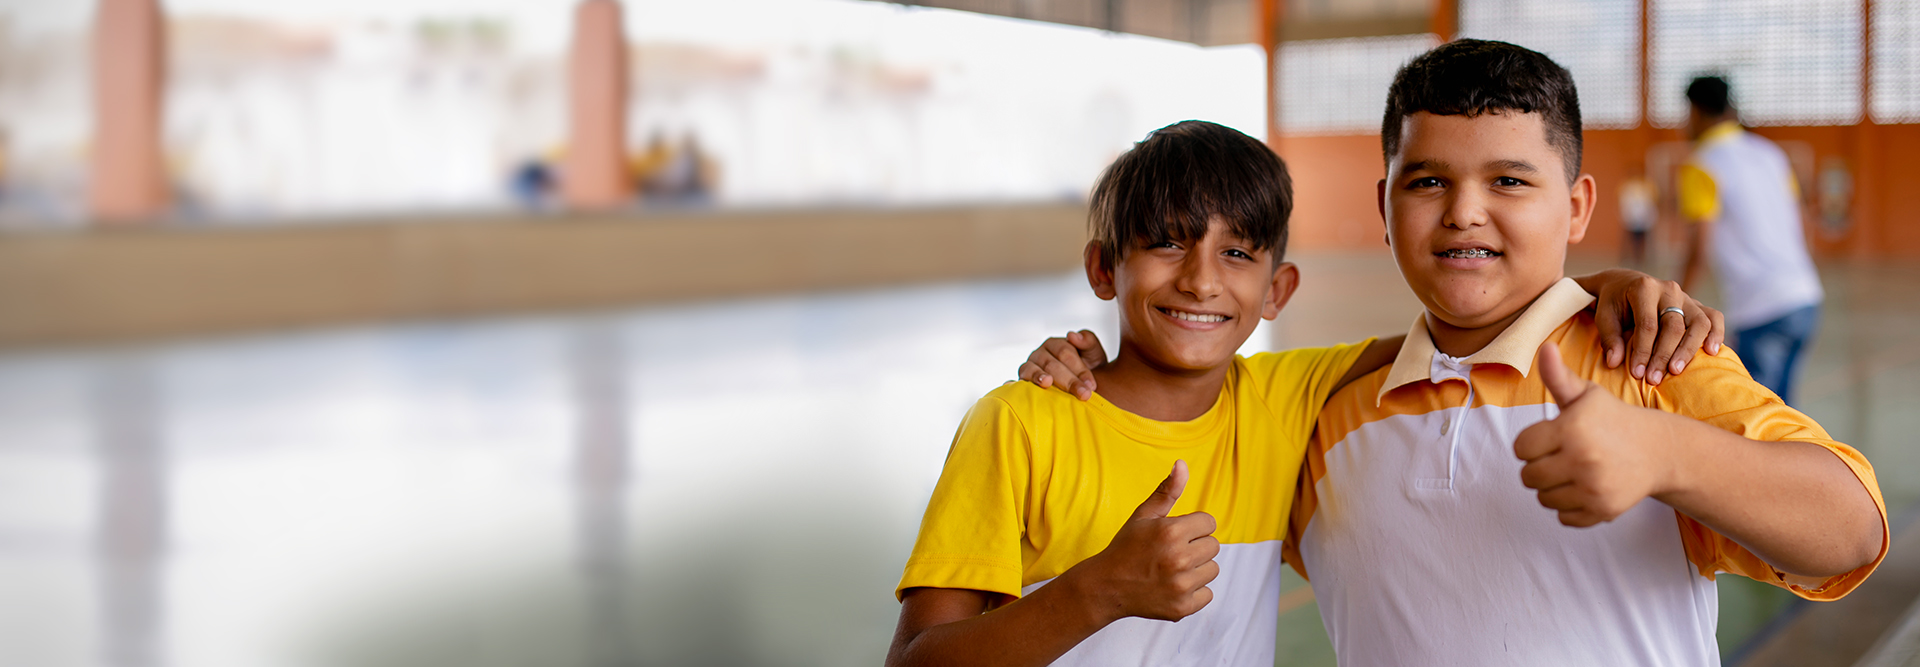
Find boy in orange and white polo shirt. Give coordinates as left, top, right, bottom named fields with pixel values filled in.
left=1287, top=40, right=1885, bottom=666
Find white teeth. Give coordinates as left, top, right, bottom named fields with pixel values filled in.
left=1166, top=309, right=1226, bottom=323
left=1441, top=248, right=1497, bottom=258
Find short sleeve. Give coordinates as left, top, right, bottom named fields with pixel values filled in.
left=1677, top=163, right=1721, bottom=223
left=1645, top=349, right=1889, bottom=601
left=1240, top=338, right=1375, bottom=420
left=895, top=395, right=1033, bottom=601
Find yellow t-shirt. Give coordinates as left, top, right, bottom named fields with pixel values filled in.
left=897, top=343, right=1368, bottom=667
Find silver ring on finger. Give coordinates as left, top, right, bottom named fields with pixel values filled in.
left=1661, top=307, right=1686, bottom=318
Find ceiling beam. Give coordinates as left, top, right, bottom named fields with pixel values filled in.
left=880, top=0, right=1438, bottom=46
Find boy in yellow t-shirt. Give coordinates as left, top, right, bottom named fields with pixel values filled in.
left=888, top=121, right=1368, bottom=667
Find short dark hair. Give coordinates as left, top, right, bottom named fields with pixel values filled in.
left=1089, top=120, right=1292, bottom=269
left=1381, top=39, right=1584, bottom=182
left=1686, top=76, right=1732, bottom=116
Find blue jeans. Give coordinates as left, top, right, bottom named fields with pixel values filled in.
left=1732, top=304, right=1820, bottom=407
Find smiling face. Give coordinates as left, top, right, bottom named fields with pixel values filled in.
left=1380, top=111, right=1595, bottom=331
left=1089, top=217, right=1296, bottom=376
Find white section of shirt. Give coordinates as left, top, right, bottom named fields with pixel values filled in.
left=1697, top=131, right=1824, bottom=329
left=1300, top=404, right=1722, bottom=667
left=1022, top=541, right=1285, bottom=667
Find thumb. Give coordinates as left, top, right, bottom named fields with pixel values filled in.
left=1535, top=342, right=1588, bottom=407
left=1131, top=460, right=1188, bottom=520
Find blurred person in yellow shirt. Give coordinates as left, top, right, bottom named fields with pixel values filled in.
left=1677, top=76, right=1823, bottom=405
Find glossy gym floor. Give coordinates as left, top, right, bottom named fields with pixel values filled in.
left=1, top=253, right=1915, bottom=667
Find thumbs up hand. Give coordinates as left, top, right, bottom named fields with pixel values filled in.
left=1068, top=460, right=1221, bottom=623
left=1515, top=342, right=1681, bottom=528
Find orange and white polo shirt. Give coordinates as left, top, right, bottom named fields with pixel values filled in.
left=1282, top=277, right=1887, bottom=667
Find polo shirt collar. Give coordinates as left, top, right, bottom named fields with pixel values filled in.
left=1376, top=277, right=1596, bottom=406
left=1697, top=120, right=1743, bottom=148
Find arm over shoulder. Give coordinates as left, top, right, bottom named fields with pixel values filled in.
left=1240, top=339, right=1377, bottom=417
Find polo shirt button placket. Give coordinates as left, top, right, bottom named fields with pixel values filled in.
left=1429, top=353, right=1476, bottom=488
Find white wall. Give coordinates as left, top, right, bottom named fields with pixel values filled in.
left=0, top=0, right=1267, bottom=224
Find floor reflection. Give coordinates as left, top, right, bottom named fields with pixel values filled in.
left=570, top=320, right=632, bottom=667
left=94, top=357, right=166, bottom=667
left=0, top=260, right=1912, bottom=667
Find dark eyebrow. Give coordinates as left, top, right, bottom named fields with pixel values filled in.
left=1488, top=159, right=1539, bottom=174
left=1401, top=159, right=1451, bottom=174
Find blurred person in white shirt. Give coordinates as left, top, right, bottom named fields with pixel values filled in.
left=1677, top=76, right=1822, bottom=406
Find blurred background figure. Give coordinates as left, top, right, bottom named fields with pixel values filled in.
left=0, top=127, right=10, bottom=206
left=632, top=132, right=718, bottom=207
left=1619, top=168, right=1656, bottom=266
left=1677, top=75, right=1824, bottom=406
left=627, top=132, right=673, bottom=198
left=510, top=154, right=558, bottom=210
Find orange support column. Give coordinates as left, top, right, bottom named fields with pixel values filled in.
left=1261, top=0, right=1282, bottom=153
left=1849, top=0, right=1881, bottom=258
left=1628, top=0, right=1657, bottom=195
left=89, top=0, right=170, bottom=224
left=563, top=0, right=633, bottom=211
left=1637, top=0, right=1654, bottom=149
left=1431, top=0, right=1457, bottom=41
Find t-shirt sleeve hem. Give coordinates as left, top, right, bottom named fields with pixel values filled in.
left=896, top=556, right=1025, bottom=602
left=1680, top=440, right=1891, bottom=602
left=1782, top=441, right=1891, bottom=601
